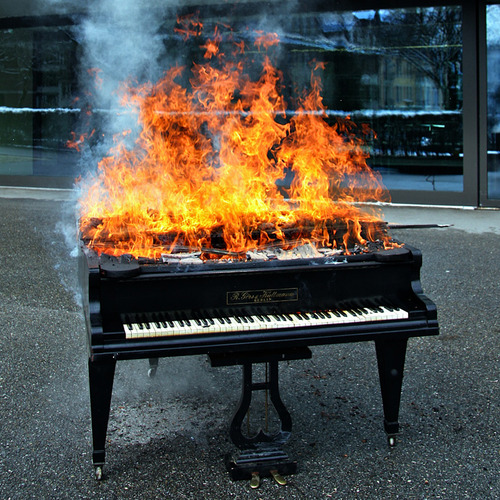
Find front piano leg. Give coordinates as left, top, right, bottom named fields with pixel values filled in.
left=88, top=357, right=116, bottom=480
left=375, top=339, right=408, bottom=446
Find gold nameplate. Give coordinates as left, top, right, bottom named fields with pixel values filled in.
left=227, top=288, right=298, bottom=305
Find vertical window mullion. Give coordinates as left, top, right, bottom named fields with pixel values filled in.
left=462, top=0, right=481, bottom=205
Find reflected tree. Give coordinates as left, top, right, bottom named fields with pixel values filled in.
left=375, top=7, right=462, bottom=111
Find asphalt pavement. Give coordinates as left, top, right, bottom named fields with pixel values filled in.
left=0, top=195, right=498, bottom=499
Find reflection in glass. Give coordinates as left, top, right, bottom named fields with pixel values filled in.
left=156, top=6, right=464, bottom=194
left=159, top=5, right=465, bottom=193
left=487, top=5, right=500, bottom=200
left=0, top=25, right=79, bottom=181
left=0, top=4, right=464, bottom=193
left=314, top=7, right=464, bottom=193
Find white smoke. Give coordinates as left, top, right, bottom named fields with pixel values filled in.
left=75, top=0, right=179, bottom=145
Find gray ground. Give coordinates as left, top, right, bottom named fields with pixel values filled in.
left=0, top=196, right=498, bottom=499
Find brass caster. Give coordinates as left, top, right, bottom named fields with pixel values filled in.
left=94, top=466, right=103, bottom=481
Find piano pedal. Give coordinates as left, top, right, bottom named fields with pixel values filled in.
left=250, top=471, right=260, bottom=489
left=388, top=435, right=397, bottom=447
left=226, top=448, right=296, bottom=485
left=248, top=469, right=286, bottom=489
left=270, top=469, right=287, bottom=486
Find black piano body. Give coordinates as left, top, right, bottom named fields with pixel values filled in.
left=80, top=243, right=438, bottom=480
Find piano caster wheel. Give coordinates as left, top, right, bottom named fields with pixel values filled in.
left=94, top=466, right=103, bottom=481
left=148, top=367, right=157, bottom=378
left=250, top=471, right=260, bottom=489
left=388, top=436, right=397, bottom=447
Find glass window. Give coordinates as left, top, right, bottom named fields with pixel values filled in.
left=487, top=4, right=500, bottom=200
left=319, top=7, right=464, bottom=193
left=0, top=23, right=79, bottom=185
left=0, top=3, right=467, bottom=198
left=160, top=5, right=465, bottom=194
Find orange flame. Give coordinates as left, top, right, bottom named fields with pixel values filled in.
left=67, top=129, right=95, bottom=152
left=174, top=13, right=203, bottom=40
left=78, top=23, right=392, bottom=259
left=254, top=31, right=280, bottom=50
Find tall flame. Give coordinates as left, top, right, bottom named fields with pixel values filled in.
left=78, top=20, right=391, bottom=259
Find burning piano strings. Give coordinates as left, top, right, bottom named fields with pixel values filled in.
left=80, top=216, right=392, bottom=262
left=77, top=17, right=439, bottom=484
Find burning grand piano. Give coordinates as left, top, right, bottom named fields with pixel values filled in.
left=78, top=22, right=438, bottom=484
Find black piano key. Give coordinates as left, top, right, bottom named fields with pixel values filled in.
left=178, top=312, right=191, bottom=327
left=212, top=309, right=225, bottom=324
left=123, top=314, right=134, bottom=330
left=161, top=311, right=175, bottom=328
left=256, top=309, right=271, bottom=322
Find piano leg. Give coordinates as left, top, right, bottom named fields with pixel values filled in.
left=375, top=339, right=408, bottom=446
left=88, top=358, right=116, bottom=480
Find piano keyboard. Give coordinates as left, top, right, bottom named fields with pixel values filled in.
left=123, top=306, right=409, bottom=339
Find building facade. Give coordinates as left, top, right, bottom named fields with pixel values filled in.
left=0, top=1, right=499, bottom=208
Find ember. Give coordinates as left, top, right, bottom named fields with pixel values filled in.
left=77, top=17, right=393, bottom=260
